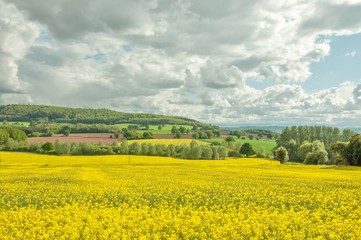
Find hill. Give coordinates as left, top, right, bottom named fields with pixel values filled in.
left=0, top=104, right=212, bottom=127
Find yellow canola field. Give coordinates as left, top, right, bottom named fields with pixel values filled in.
left=1, top=152, right=361, bottom=239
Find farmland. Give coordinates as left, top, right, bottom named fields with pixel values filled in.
left=1, top=152, right=361, bottom=239
left=204, top=138, right=277, bottom=156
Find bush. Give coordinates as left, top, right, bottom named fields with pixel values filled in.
left=41, top=142, right=55, bottom=153
left=275, top=147, right=289, bottom=164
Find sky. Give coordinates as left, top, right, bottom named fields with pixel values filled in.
left=1, top=0, right=361, bottom=126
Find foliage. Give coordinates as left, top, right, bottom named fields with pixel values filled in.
left=41, top=142, right=55, bottom=153
left=225, top=136, right=235, bottom=143
left=0, top=129, right=9, bottom=145
left=0, top=104, right=212, bottom=128
left=331, top=134, right=361, bottom=166
left=239, top=143, right=255, bottom=157
left=274, top=146, right=289, bottom=164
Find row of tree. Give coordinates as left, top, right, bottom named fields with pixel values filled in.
left=0, top=104, right=212, bottom=127
left=2, top=139, right=229, bottom=160
left=274, top=125, right=361, bottom=166
left=0, top=126, right=27, bottom=145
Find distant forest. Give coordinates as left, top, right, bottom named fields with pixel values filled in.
left=0, top=104, right=210, bottom=127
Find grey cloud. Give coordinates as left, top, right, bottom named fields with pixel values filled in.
left=7, top=0, right=156, bottom=40
left=301, top=2, right=361, bottom=34
left=0, top=1, right=38, bottom=95
left=2, top=0, right=361, bottom=125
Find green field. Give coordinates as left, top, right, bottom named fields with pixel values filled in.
left=1, top=121, right=30, bottom=127
left=115, top=124, right=194, bottom=135
left=1, top=152, right=361, bottom=239
left=202, top=138, right=277, bottom=156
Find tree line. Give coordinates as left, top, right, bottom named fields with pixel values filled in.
left=274, top=126, right=361, bottom=166
left=0, top=104, right=212, bottom=127
left=1, top=139, right=228, bottom=160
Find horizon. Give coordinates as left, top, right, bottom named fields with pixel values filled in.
left=1, top=1, right=361, bottom=125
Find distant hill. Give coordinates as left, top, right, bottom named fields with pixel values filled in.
left=222, top=125, right=286, bottom=133
left=0, top=104, right=211, bottom=127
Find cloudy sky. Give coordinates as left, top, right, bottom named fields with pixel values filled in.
left=1, top=0, right=361, bottom=126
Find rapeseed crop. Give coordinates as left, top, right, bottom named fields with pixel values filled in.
left=1, top=152, right=361, bottom=239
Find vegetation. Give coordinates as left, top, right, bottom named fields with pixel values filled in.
left=1, top=153, right=361, bottom=239
left=0, top=104, right=212, bottom=127
left=276, top=126, right=354, bottom=164
left=274, top=146, right=289, bottom=164
left=239, top=143, right=255, bottom=157
left=331, top=134, right=361, bottom=166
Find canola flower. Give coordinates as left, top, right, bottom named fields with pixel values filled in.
left=0, top=152, right=361, bottom=239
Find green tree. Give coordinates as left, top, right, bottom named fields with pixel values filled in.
left=41, top=142, right=55, bottom=153
left=192, top=132, right=199, bottom=139
left=303, top=140, right=328, bottom=165
left=331, top=142, right=348, bottom=165
left=239, top=143, right=255, bottom=157
left=275, top=146, right=289, bottom=164
left=179, top=126, right=187, bottom=134
left=171, top=126, right=178, bottom=134
left=296, top=141, right=312, bottom=162
left=142, top=131, right=153, bottom=139
left=129, top=142, right=141, bottom=155
left=119, top=140, right=129, bottom=154
left=225, top=136, right=235, bottom=143
left=0, top=129, right=9, bottom=144
left=218, top=146, right=228, bottom=159
left=175, top=131, right=182, bottom=139
left=113, top=131, right=120, bottom=139
left=345, top=134, right=361, bottom=166
left=202, top=146, right=213, bottom=159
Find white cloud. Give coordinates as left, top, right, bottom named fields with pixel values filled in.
left=0, top=1, right=39, bottom=95
left=1, top=0, right=361, bottom=124
left=345, top=51, right=357, bottom=57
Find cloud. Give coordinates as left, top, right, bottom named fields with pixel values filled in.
left=0, top=1, right=39, bottom=95
left=1, top=0, right=361, bottom=124
left=345, top=51, right=357, bottom=57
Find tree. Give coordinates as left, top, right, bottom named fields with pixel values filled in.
left=205, top=130, right=213, bottom=139
left=0, top=129, right=9, bottom=145
left=331, top=142, right=348, bottom=165
left=304, top=150, right=328, bottom=165
left=171, top=126, right=178, bottom=134
left=158, top=125, right=163, bottom=130
left=225, top=136, right=235, bottom=143
left=113, top=131, right=120, bottom=139
left=192, top=132, right=199, bottom=139
left=345, top=134, right=361, bottom=166
left=63, top=130, right=70, bottom=137
left=275, top=146, right=289, bottom=164
left=303, top=140, right=328, bottom=165
left=296, top=141, right=312, bottom=162
left=41, top=142, right=55, bottom=153
left=190, top=145, right=201, bottom=159
left=179, top=126, right=187, bottom=134
left=119, top=140, right=129, bottom=154
left=202, top=146, right=213, bottom=159
left=175, top=131, right=182, bottom=139
left=129, top=142, right=141, bottom=155
left=239, top=143, right=255, bottom=157
left=218, top=146, right=228, bottom=159
left=142, top=131, right=153, bottom=139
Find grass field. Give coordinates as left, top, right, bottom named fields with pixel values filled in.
left=1, top=121, right=30, bottom=127
left=115, top=124, right=193, bottom=135
left=128, top=139, right=207, bottom=146
left=203, top=138, right=277, bottom=156
left=1, top=152, right=361, bottom=239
